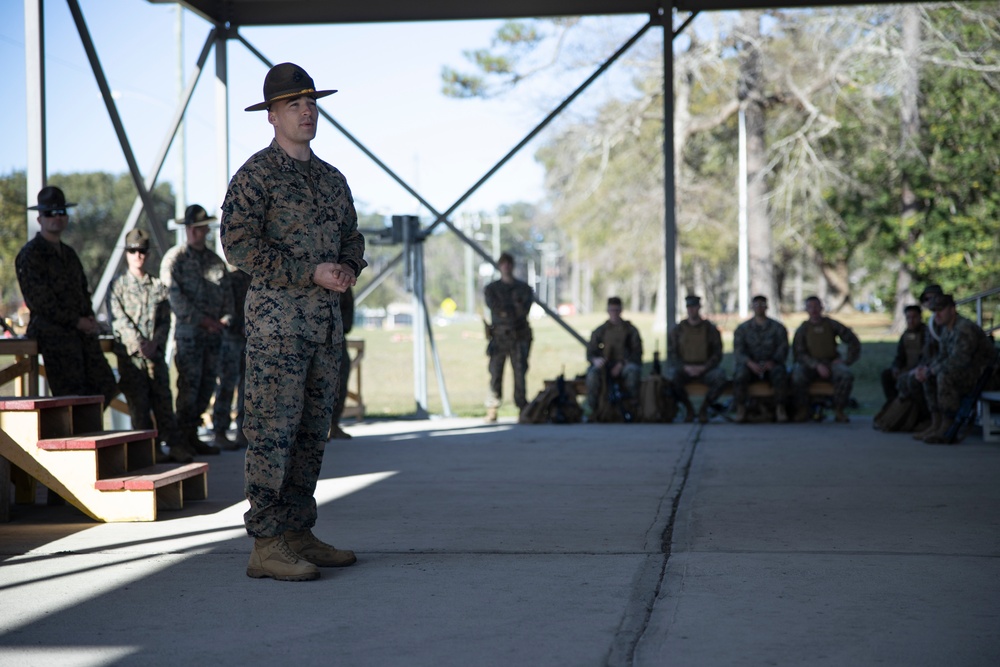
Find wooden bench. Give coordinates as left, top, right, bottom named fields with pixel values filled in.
left=340, top=339, right=366, bottom=421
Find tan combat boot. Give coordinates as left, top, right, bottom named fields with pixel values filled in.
left=733, top=403, right=747, bottom=423
left=247, top=536, right=320, bottom=581
left=913, top=412, right=941, bottom=441
left=485, top=406, right=498, bottom=423
left=775, top=404, right=788, bottom=423
left=285, top=529, right=358, bottom=567
left=834, top=407, right=850, bottom=423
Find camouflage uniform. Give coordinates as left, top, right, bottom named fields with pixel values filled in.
left=732, top=316, right=789, bottom=405
left=15, top=233, right=117, bottom=407
left=791, top=316, right=861, bottom=411
left=484, top=277, right=533, bottom=410
left=923, top=315, right=993, bottom=414
left=109, top=268, right=178, bottom=448
left=212, top=268, right=251, bottom=439
left=585, top=319, right=643, bottom=411
left=666, top=319, right=727, bottom=409
left=221, top=139, right=367, bottom=539
left=881, top=323, right=926, bottom=401
left=161, top=241, right=234, bottom=448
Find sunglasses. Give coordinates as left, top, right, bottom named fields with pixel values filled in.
left=126, top=248, right=148, bottom=255
left=43, top=209, right=67, bottom=217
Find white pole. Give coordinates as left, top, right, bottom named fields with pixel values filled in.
left=737, top=107, right=749, bottom=317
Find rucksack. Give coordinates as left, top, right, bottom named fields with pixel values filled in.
left=873, top=395, right=922, bottom=432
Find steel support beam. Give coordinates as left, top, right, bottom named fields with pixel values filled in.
left=90, top=27, right=219, bottom=312
left=66, top=0, right=164, bottom=257
left=214, top=25, right=230, bottom=219
left=23, top=0, right=45, bottom=239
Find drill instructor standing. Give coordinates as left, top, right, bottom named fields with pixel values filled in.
left=222, top=63, right=367, bottom=581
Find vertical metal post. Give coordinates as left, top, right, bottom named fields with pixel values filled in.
left=662, top=6, right=678, bottom=332
left=409, top=220, right=429, bottom=418
left=738, top=107, right=749, bottom=317
left=176, top=5, right=187, bottom=222
left=24, top=0, right=45, bottom=239
left=214, top=25, right=229, bottom=237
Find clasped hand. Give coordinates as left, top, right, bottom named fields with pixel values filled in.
left=313, top=262, right=356, bottom=293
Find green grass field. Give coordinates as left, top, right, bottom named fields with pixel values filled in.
left=348, top=310, right=900, bottom=420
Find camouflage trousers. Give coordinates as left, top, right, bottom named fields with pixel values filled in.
left=331, top=338, right=351, bottom=424
left=922, top=370, right=978, bottom=415
left=243, top=333, right=341, bottom=538
left=664, top=366, right=728, bottom=406
left=116, top=352, right=179, bottom=449
left=791, top=363, right=853, bottom=410
left=37, top=331, right=117, bottom=410
left=586, top=362, right=641, bottom=412
left=487, top=337, right=531, bottom=410
left=732, top=364, right=788, bottom=405
left=173, top=332, right=221, bottom=437
left=212, top=333, right=246, bottom=435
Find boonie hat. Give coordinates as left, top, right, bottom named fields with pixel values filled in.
left=125, top=229, right=150, bottom=251
left=28, top=186, right=76, bottom=212
left=245, top=62, right=337, bottom=112
left=176, top=204, right=217, bottom=227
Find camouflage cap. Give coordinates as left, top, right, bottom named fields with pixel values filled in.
left=685, top=295, right=702, bottom=307
left=929, top=293, right=956, bottom=311
left=919, top=284, right=943, bottom=302
left=125, top=228, right=150, bottom=251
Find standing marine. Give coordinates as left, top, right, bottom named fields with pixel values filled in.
left=483, top=252, right=534, bottom=422
left=222, top=62, right=367, bottom=581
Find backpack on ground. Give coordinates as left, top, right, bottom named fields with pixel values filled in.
left=873, top=395, right=923, bottom=432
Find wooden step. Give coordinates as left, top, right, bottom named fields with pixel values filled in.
left=37, top=429, right=158, bottom=451
left=0, top=395, right=103, bottom=411
left=94, top=462, right=209, bottom=511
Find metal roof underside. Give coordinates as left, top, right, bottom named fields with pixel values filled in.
left=148, top=0, right=887, bottom=26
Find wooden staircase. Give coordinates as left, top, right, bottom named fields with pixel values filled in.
left=0, top=395, right=208, bottom=522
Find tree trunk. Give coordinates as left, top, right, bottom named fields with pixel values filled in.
left=738, top=11, right=778, bottom=310
left=819, top=258, right=853, bottom=313
left=892, top=5, right=922, bottom=333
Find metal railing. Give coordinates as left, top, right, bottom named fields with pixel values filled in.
left=957, top=286, right=1000, bottom=333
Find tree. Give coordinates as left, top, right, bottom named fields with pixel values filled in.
left=0, top=171, right=27, bottom=314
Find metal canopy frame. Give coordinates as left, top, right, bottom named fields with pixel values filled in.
left=21, top=0, right=918, bottom=414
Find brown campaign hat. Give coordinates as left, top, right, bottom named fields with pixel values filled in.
left=244, top=62, right=336, bottom=112
left=28, top=185, right=77, bottom=211
left=175, top=204, right=217, bottom=227
left=125, top=229, right=150, bottom=251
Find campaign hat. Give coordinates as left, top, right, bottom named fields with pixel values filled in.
left=28, top=186, right=76, bottom=212
left=125, top=229, right=150, bottom=251
left=245, top=62, right=336, bottom=112
left=176, top=204, right=217, bottom=227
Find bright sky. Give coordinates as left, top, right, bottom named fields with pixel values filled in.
left=0, top=1, right=651, bottom=220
